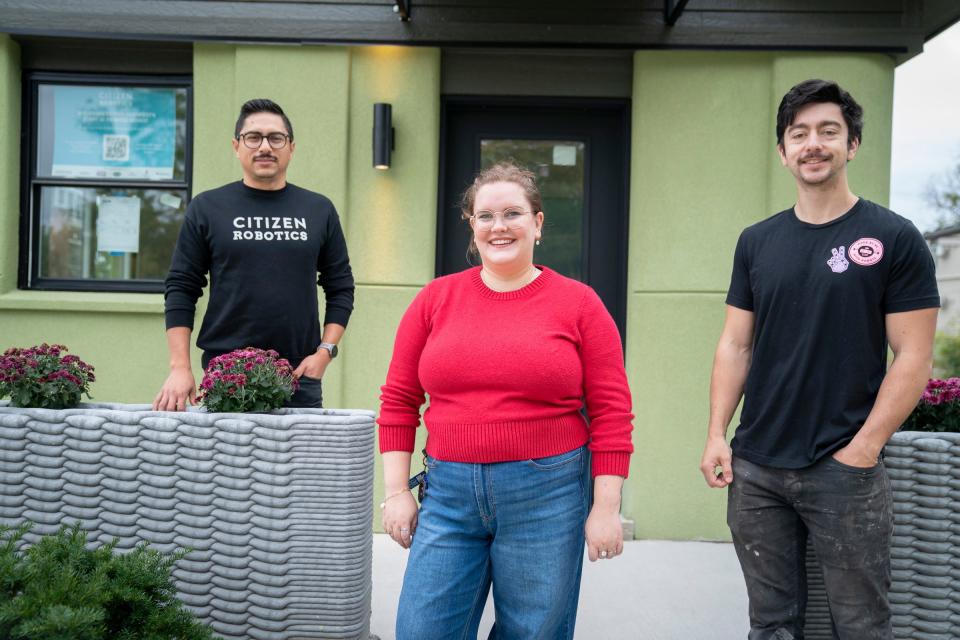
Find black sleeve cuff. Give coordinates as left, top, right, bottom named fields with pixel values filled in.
left=884, top=297, right=941, bottom=314
left=323, top=306, right=353, bottom=328
left=725, top=294, right=754, bottom=312
left=164, top=309, right=196, bottom=330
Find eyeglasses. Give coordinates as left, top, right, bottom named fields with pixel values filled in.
left=237, top=131, right=291, bottom=150
left=472, top=208, right=532, bottom=230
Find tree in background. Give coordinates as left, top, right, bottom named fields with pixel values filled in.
left=927, top=155, right=960, bottom=375
left=935, top=332, right=960, bottom=377
left=927, top=154, right=960, bottom=231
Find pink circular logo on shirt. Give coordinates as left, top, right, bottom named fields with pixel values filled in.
left=848, top=238, right=884, bottom=266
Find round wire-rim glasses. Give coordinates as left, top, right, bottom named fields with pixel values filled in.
left=471, top=208, right=533, bottom=230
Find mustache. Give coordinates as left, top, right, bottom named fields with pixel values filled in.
left=801, top=154, right=830, bottom=162
left=255, top=154, right=277, bottom=161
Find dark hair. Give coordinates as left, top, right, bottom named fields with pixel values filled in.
left=234, top=99, right=294, bottom=140
left=776, top=79, right=863, bottom=148
left=460, top=162, right=543, bottom=260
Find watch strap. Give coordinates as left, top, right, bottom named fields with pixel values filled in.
left=317, top=342, right=338, bottom=358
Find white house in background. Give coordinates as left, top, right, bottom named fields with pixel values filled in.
left=926, top=225, right=960, bottom=332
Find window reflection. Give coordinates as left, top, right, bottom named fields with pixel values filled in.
left=480, top=139, right=585, bottom=280
left=38, top=186, right=187, bottom=281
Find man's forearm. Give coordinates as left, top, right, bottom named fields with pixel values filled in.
left=708, top=343, right=751, bottom=438
left=320, top=323, right=345, bottom=346
left=851, top=352, right=932, bottom=459
left=166, top=327, right=193, bottom=370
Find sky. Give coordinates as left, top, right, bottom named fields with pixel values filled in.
left=890, top=21, right=960, bottom=233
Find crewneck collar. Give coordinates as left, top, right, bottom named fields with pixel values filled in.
left=238, top=180, right=290, bottom=197
left=469, top=265, right=553, bottom=300
left=790, top=197, right=864, bottom=229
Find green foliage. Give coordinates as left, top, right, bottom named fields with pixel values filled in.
left=935, top=332, right=960, bottom=377
left=0, top=522, right=220, bottom=640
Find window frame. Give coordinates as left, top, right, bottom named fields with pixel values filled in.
left=19, top=71, right=193, bottom=293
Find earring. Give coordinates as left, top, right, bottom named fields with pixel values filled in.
left=535, top=239, right=541, bottom=246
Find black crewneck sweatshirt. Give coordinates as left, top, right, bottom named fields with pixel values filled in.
left=164, top=181, right=354, bottom=366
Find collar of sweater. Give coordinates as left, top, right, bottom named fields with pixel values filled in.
left=469, top=265, right=553, bottom=300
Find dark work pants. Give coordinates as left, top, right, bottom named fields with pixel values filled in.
left=286, top=375, right=323, bottom=408
left=727, top=455, right=893, bottom=640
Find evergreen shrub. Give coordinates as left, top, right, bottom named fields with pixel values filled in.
left=0, top=522, right=220, bottom=640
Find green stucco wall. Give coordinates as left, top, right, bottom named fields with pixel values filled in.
left=624, top=51, right=894, bottom=540
left=0, top=35, right=20, bottom=294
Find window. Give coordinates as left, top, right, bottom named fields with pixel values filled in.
left=21, top=73, right=191, bottom=292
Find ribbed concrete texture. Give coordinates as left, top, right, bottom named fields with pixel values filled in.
left=805, top=431, right=960, bottom=640
left=886, top=431, right=960, bottom=640
left=0, top=402, right=376, bottom=640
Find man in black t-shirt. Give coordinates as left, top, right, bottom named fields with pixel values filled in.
left=152, top=99, right=354, bottom=411
left=700, top=80, right=938, bottom=639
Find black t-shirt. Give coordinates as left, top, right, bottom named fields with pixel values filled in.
left=164, top=181, right=355, bottom=367
left=726, top=199, right=939, bottom=468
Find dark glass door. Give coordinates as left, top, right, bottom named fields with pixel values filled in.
left=438, top=97, right=630, bottom=339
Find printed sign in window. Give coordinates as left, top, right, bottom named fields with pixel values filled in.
left=47, top=86, right=179, bottom=180
left=96, top=195, right=141, bottom=254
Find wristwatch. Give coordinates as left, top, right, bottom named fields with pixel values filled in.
left=316, top=342, right=339, bottom=359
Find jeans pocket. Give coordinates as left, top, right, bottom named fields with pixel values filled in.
left=525, top=446, right=584, bottom=470
left=824, top=455, right=880, bottom=474
left=288, top=376, right=323, bottom=409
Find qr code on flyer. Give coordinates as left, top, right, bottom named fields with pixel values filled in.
left=102, top=134, right=130, bottom=162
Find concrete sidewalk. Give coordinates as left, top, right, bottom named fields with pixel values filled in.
left=371, top=535, right=750, bottom=639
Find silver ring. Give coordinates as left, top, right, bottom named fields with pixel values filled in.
left=600, top=550, right=608, bottom=558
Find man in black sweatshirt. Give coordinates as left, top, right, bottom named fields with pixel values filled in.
left=153, top=99, right=354, bottom=411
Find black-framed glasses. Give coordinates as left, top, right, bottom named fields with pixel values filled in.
left=237, top=131, right=290, bottom=150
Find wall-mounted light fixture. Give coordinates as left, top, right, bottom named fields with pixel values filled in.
left=373, top=103, right=394, bottom=170
left=393, top=0, right=411, bottom=21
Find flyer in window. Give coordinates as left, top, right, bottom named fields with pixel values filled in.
left=96, top=195, right=141, bottom=254
left=48, top=86, right=178, bottom=180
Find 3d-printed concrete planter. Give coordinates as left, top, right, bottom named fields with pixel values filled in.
left=885, top=430, right=960, bottom=640
left=0, top=402, right=376, bottom=640
left=804, top=431, right=960, bottom=640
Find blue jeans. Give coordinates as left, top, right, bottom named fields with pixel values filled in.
left=728, top=455, right=893, bottom=640
left=396, top=446, right=590, bottom=640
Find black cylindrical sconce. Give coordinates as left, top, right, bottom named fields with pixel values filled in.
left=373, top=103, right=394, bottom=170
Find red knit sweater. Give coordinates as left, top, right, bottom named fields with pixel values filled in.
left=378, top=266, right=634, bottom=477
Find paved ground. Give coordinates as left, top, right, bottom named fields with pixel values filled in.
left=371, top=535, right=751, bottom=639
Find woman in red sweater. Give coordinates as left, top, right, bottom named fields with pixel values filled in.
left=378, top=162, right=634, bottom=639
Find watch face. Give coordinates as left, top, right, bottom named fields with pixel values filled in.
left=330, top=344, right=338, bottom=358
